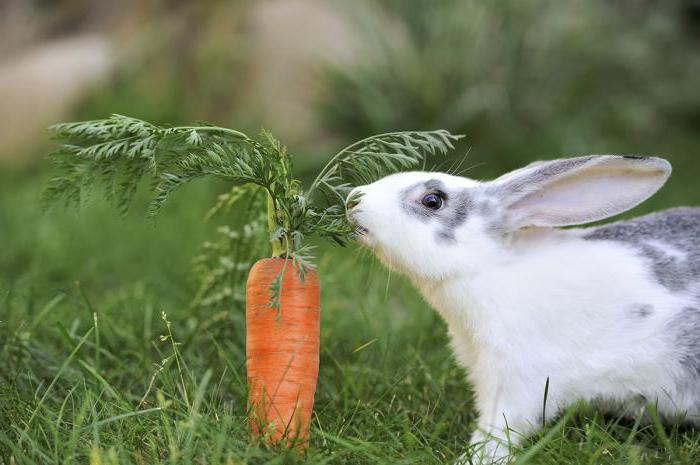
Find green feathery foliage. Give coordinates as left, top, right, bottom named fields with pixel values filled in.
left=45, top=114, right=462, bottom=307
left=308, top=130, right=462, bottom=202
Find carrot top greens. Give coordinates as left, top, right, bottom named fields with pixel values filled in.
left=44, top=114, right=461, bottom=305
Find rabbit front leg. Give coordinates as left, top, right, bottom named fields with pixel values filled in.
left=466, top=422, right=521, bottom=464
left=464, top=421, right=525, bottom=463
left=464, top=387, right=544, bottom=464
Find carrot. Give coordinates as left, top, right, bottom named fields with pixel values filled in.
left=246, top=258, right=320, bottom=450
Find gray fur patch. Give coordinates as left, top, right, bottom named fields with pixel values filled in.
left=400, top=181, right=474, bottom=243
left=436, top=190, right=473, bottom=241
left=402, top=202, right=432, bottom=221
left=400, top=181, right=435, bottom=221
left=583, top=207, right=700, bottom=292
left=423, top=179, right=446, bottom=191
left=668, top=306, right=700, bottom=377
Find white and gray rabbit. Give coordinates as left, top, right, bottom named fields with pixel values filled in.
left=345, top=155, right=700, bottom=463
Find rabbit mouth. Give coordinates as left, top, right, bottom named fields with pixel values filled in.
left=350, top=224, right=370, bottom=239
left=348, top=216, right=372, bottom=245
left=346, top=210, right=369, bottom=236
left=352, top=226, right=374, bottom=247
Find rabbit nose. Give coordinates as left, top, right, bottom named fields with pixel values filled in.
left=346, top=198, right=360, bottom=210
left=346, top=188, right=363, bottom=210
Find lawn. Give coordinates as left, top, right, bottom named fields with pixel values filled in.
left=3, top=1, right=700, bottom=462
left=1, top=162, right=700, bottom=465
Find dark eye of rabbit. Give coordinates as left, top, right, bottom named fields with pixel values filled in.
left=421, top=193, right=443, bottom=210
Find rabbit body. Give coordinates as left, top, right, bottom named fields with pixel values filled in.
left=346, top=156, right=700, bottom=461
left=419, top=208, right=700, bottom=455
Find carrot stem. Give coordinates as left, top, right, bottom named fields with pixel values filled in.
left=267, top=191, right=284, bottom=258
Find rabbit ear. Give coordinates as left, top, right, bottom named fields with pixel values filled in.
left=489, top=155, right=672, bottom=229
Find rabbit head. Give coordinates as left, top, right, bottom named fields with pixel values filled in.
left=346, top=155, right=672, bottom=281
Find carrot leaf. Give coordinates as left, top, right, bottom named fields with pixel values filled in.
left=44, top=114, right=463, bottom=309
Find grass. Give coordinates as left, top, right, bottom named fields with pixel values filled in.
left=3, top=2, right=700, bottom=462
left=2, top=166, right=700, bottom=465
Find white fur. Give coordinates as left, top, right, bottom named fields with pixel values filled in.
left=345, top=156, right=698, bottom=463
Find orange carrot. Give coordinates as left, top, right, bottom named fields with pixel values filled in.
left=246, top=258, right=320, bottom=450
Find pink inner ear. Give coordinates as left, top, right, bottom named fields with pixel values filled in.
left=511, top=167, right=667, bottom=227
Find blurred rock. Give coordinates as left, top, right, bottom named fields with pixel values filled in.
left=237, top=0, right=362, bottom=149
left=0, top=35, right=114, bottom=160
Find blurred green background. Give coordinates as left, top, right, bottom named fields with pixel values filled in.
left=2, top=1, right=700, bottom=463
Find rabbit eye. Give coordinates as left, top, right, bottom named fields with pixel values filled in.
left=421, top=193, right=443, bottom=210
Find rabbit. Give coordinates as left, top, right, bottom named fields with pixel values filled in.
left=345, top=155, right=700, bottom=463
